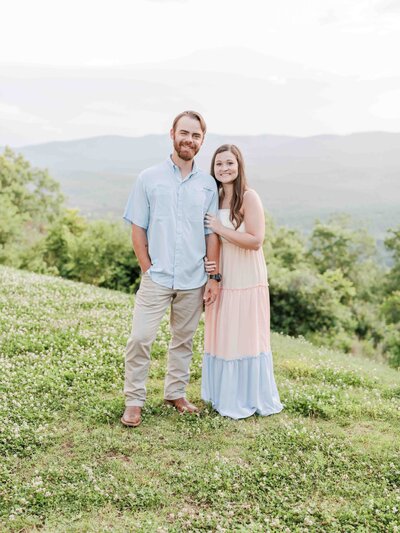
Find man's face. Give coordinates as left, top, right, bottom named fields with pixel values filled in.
left=170, top=116, right=204, bottom=161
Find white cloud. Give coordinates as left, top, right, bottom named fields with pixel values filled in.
left=85, top=101, right=128, bottom=115
left=374, top=0, right=400, bottom=14
left=1, top=1, right=400, bottom=144
left=0, top=102, right=49, bottom=125
left=0, top=101, right=62, bottom=146
left=370, top=89, right=400, bottom=119
left=1, top=0, right=399, bottom=78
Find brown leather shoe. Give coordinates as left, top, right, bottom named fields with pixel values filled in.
left=121, top=406, right=142, bottom=427
left=164, top=397, right=199, bottom=414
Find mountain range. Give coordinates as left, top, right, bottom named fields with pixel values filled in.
left=7, top=131, right=400, bottom=241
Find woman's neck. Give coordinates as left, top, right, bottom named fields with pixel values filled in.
left=222, top=183, right=234, bottom=203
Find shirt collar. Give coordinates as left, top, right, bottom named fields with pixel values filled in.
left=167, top=155, right=199, bottom=177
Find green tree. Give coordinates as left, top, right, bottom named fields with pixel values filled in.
left=383, top=324, right=400, bottom=369
left=42, top=209, right=87, bottom=277
left=268, top=264, right=355, bottom=346
left=53, top=219, right=140, bottom=292
left=0, top=195, right=23, bottom=263
left=0, top=147, right=64, bottom=265
left=308, top=215, right=375, bottom=284
left=384, top=227, right=400, bottom=293
left=269, top=226, right=307, bottom=271
left=381, top=291, right=400, bottom=325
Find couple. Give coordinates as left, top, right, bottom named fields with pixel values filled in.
left=121, top=111, right=282, bottom=427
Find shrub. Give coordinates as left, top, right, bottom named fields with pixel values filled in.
left=44, top=214, right=140, bottom=292
left=268, top=264, right=354, bottom=339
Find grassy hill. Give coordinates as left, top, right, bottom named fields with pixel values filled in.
left=0, top=266, right=399, bottom=532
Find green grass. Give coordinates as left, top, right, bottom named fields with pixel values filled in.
left=0, top=266, right=399, bottom=532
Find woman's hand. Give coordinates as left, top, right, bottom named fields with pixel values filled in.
left=204, top=256, right=217, bottom=274
left=205, top=213, right=224, bottom=234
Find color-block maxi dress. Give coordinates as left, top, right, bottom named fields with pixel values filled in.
left=202, top=209, right=283, bottom=419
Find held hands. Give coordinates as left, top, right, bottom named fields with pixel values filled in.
left=203, top=279, right=219, bottom=306
left=204, top=213, right=224, bottom=234
left=203, top=256, right=219, bottom=306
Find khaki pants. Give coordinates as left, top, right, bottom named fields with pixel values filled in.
left=125, top=272, right=204, bottom=407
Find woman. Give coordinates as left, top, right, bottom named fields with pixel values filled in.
left=202, top=144, right=283, bottom=419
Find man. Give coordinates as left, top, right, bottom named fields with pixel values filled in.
left=121, top=110, right=220, bottom=427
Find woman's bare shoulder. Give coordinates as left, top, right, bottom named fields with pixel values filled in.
left=243, top=189, right=262, bottom=206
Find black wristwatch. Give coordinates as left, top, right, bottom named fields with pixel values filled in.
left=209, top=273, right=222, bottom=282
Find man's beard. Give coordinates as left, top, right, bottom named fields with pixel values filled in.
left=173, top=139, right=200, bottom=161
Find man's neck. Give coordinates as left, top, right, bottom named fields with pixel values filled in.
left=171, top=152, right=194, bottom=179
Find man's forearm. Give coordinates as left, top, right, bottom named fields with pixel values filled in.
left=204, top=233, right=220, bottom=306
left=132, top=224, right=151, bottom=272
left=205, top=233, right=220, bottom=273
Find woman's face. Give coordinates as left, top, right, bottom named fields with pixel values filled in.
left=214, top=151, right=239, bottom=184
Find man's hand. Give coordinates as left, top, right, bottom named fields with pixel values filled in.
left=132, top=225, right=152, bottom=274
left=203, top=279, right=219, bottom=306
left=140, top=260, right=152, bottom=274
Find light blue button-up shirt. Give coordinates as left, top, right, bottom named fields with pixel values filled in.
left=123, top=157, right=218, bottom=290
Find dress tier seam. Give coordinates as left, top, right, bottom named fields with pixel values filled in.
left=204, top=351, right=273, bottom=362
left=219, top=284, right=268, bottom=291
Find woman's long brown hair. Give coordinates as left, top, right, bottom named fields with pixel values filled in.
left=210, top=144, right=248, bottom=229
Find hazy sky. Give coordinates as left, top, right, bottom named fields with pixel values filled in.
left=1, top=0, right=400, bottom=145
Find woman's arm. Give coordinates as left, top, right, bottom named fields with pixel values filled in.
left=205, top=190, right=265, bottom=251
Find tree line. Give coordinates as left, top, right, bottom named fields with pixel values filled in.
left=1, top=148, right=399, bottom=367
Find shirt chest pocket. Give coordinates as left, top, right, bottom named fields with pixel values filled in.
left=187, top=186, right=213, bottom=221
left=151, top=185, right=174, bottom=218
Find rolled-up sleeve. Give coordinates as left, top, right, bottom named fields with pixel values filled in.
left=123, top=173, right=149, bottom=228
left=205, top=187, right=219, bottom=235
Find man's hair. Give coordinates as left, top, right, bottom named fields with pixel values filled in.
left=172, top=111, right=207, bottom=135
